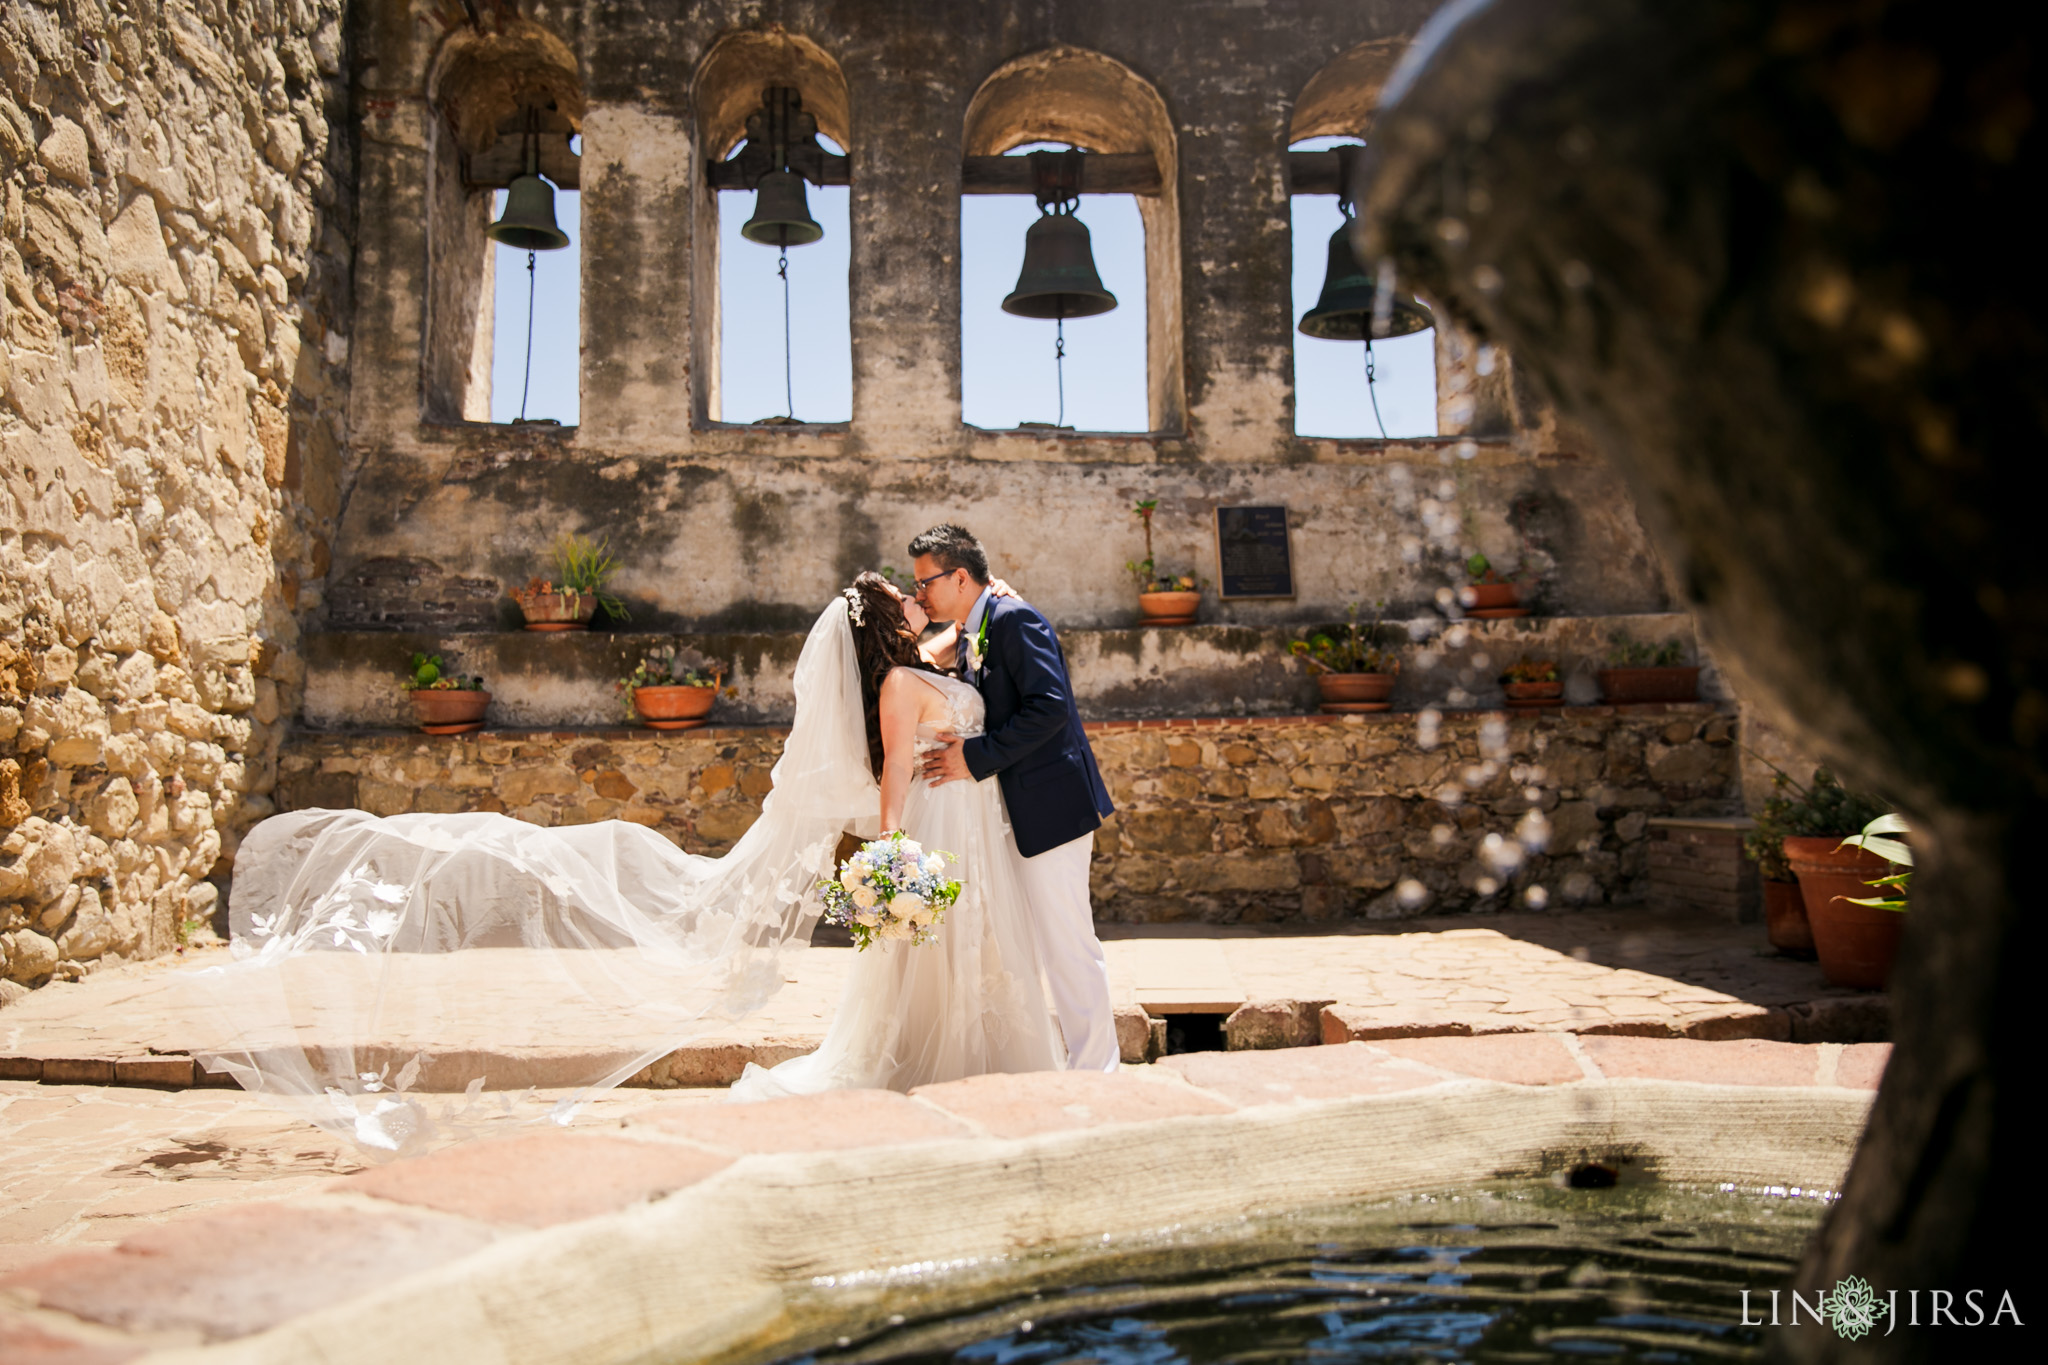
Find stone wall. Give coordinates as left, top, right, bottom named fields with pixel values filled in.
left=1, top=0, right=353, bottom=997
left=277, top=725, right=789, bottom=855
left=276, top=702, right=1741, bottom=923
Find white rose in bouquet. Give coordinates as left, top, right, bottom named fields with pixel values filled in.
left=888, top=892, right=924, bottom=923
left=852, top=885, right=877, bottom=909
left=922, top=853, right=945, bottom=877
left=855, top=906, right=881, bottom=927
left=840, top=868, right=863, bottom=891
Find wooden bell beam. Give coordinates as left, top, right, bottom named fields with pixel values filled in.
left=699, top=150, right=1354, bottom=197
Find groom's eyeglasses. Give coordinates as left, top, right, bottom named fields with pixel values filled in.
left=911, top=570, right=957, bottom=594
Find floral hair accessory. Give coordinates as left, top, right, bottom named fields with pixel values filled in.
left=842, top=586, right=866, bottom=626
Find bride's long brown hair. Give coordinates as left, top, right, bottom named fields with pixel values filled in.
left=845, top=571, right=945, bottom=777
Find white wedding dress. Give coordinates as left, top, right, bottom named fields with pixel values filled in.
left=730, top=670, right=1063, bottom=1099
left=179, top=597, right=1056, bottom=1157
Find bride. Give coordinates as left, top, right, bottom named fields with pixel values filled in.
left=188, top=574, right=1060, bottom=1154
left=730, top=573, right=1061, bottom=1098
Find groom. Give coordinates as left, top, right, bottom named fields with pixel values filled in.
left=909, top=524, right=1120, bottom=1073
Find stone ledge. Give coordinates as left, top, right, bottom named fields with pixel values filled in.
left=0, top=1044, right=1875, bottom=1363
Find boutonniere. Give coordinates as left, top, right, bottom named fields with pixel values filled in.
left=968, top=611, right=991, bottom=673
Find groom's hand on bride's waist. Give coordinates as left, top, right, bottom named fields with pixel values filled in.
left=921, top=734, right=973, bottom=786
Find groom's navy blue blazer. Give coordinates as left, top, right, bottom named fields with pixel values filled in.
left=959, top=596, right=1114, bottom=859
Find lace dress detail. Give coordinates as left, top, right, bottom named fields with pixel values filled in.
left=731, top=669, right=1063, bottom=1099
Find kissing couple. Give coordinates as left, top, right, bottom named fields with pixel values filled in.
left=193, top=525, right=1117, bottom=1151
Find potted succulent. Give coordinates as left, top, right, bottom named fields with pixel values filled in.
left=1459, top=553, right=1525, bottom=617
left=399, top=652, right=489, bottom=734
left=1742, top=790, right=1813, bottom=957
left=1752, top=768, right=1894, bottom=985
left=1290, top=602, right=1400, bottom=711
left=1597, top=632, right=1700, bottom=703
left=618, top=645, right=725, bottom=731
left=510, top=533, right=630, bottom=631
left=1499, top=657, right=1563, bottom=707
left=1127, top=500, right=1203, bottom=625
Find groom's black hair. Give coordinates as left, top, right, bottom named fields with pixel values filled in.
left=907, top=524, right=990, bottom=584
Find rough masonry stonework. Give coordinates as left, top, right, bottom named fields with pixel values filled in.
left=2, top=0, right=353, bottom=997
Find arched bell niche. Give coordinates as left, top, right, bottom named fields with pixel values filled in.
left=691, top=29, right=854, bottom=427
left=422, top=19, right=586, bottom=426
left=961, top=47, right=1184, bottom=435
left=1286, top=38, right=1440, bottom=439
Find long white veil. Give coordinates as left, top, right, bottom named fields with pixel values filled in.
left=181, top=598, right=875, bottom=1155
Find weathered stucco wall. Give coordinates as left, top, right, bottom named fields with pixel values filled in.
left=1, top=0, right=353, bottom=996
left=327, top=0, right=1673, bottom=636
left=276, top=703, right=1742, bottom=922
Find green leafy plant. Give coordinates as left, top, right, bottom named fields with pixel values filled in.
left=399, top=652, right=483, bottom=692
left=1742, top=767, right=1890, bottom=881
left=1606, top=630, right=1686, bottom=667
left=1125, top=499, right=1204, bottom=593
left=1290, top=602, right=1399, bottom=675
left=1499, top=657, right=1560, bottom=684
left=1840, top=813, right=1911, bottom=912
left=1466, top=552, right=1518, bottom=584
left=512, top=534, right=629, bottom=622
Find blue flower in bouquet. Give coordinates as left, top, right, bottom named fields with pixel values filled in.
left=816, top=831, right=962, bottom=950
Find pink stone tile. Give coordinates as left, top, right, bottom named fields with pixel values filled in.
left=1, top=1202, right=493, bottom=1340
left=642, top=1089, right=975, bottom=1152
left=342, top=1132, right=733, bottom=1227
left=1369, top=1034, right=1586, bottom=1086
left=1834, top=1043, right=1891, bottom=1090
left=0, top=1317, right=141, bottom=1365
left=1321, top=1004, right=1480, bottom=1043
left=1578, top=1036, right=1822, bottom=1087
left=911, top=1069, right=1234, bottom=1138
left=1158, top=1043, right=1448, bottom=1105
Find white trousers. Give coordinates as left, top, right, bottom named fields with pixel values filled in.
left=1016, top=831, right=1119, bottom=1072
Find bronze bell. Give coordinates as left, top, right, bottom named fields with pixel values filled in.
left=1298, top=222, right=1432, bottom=340
left=487, top=172, right=570, bottom=252
left=741, top=170, right=824, bottom=248
left=1001, top=212, right=1118, bottom=320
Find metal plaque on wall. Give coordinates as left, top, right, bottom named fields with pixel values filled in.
left=1214, top=505, right=1295, bottom=600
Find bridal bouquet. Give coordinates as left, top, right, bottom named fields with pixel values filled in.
left=817, top=832, right=961, bottom=949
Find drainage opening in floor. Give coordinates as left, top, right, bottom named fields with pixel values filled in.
left=1158, top=1012, right=1227, bottom=1054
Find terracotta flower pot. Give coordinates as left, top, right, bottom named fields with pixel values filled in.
left=1462, top=581, right=1520, bottom=610
left=1502, top=680, right=1564, bottom=702
left=1762, top=877, right=1815, bottom=957
left=1138, top=590, right=1201, bottom=625
left=1784, top=836, right=1902, bottom=989
left=632, top=685, right=717, bottom=728
left=1316, top=672, right=1396, bottom=706
left=409, top=689, right=490, bottom=731
left=1596, top=666, right=1700, bottom=704
left=518, top=591, right=598, bottom=631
